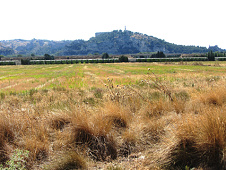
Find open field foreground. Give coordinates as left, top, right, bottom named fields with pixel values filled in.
left=0, top=62, right=225, bottom=169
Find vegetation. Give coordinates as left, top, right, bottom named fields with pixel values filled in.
left=1, top=31, right=225, bottom=56
left=21, top=59, right=31, bottom=65
left=0, top=47, right=14, bottom=56
left=44, top=54, right=54, bottom=60
left=207, top=50, right=215, bottom=61
left=151, top=51, right=166, bottom=58
left=0, top=149, right=29, bottom=170
left=119, top=55, right=128, bottom=62
left=0, top=62, right=225, bottom=169
left=0, top=55, right=4, bottom=60
left=102, top=52, right=110, bottom=59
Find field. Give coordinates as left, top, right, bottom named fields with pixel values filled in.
left=0, top=61, right=225, bottom=169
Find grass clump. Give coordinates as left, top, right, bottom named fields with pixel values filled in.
left=0, top=135, right=8, bottom=164
left=72, top=125, right=117, bottom=161
left=67, top=112, right=118, bottom=161
left=46, top=151, right=86, bottom=170
left=0, top=115, right=15, bottom=164
left=200, top=88, right=226, bottom=106
left=49, top=113, right=71, bottom=131
left=103, top=102, right=130, bottom=129
left=157, top=108, right=226, bottom=169
left=22, top=137, right=49, bottom=162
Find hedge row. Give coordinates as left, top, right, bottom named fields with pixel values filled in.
left=0, top=61, right=16, bottom=65
left=216, top=57, right=226, bottom=61
left=1, top=57, right=226, bottom=66
left=136, top=57, right=208, bottom=62
left=30, top=59, right=120, bottom=65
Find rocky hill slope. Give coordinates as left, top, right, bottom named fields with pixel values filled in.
left=0, top=30, right=224, bottom=56
left=0, top=39, right=71, bottom=56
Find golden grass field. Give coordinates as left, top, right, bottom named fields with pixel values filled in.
left=0, top=61, right=225, bottom=169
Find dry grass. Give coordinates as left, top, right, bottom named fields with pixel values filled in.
left=0, top=62, right=225, bottom=169
left=200, top=87, right=226, bottom=106
left=145, top=97, right=226, bottom=169
left=45, top=151, right=87, bottom=170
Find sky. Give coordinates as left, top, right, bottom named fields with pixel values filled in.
left=0, top=0, right=225, bottom=49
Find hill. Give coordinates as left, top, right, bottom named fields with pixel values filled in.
left=0, top=39, right=71, bottom=56
left=0, top=30, right=224, bottom=56
left=61, top=30, right=211, bottom=55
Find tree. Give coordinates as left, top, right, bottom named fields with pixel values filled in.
left=119, top=55, right=128, bottom=62
left=151, top=51, right=166, bottom=58
left=21, top=59, right=31, bottom=65
left=44, top=54, right=54, bottom=60
left=31, top=53, right=35, bottom=57
left=102, top=53, right=109, bottom=59
left=0, top=55, right=4, bottom=60
left=207, top=50, right=215, bottom=61
left=17, top=54, right=23, bottom=57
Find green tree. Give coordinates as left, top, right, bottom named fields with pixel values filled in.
left=207, top=50, right=215, bottom=61
left=21, top=59, right=31, bottom=65
left=17, top=54, right=23, bottom=57
left=119, top=55, right=128, bottom=62
left=151, top=51, right=166, bottom=58
left=44, top=54, right=54, bottom=60
left=0, top=55, right=4, bottom=60
left=102, top=53, right=109, bottom=59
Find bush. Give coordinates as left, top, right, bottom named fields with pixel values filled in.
left=61, top=60, right=66, bottom=64
left=102, top=53, right=109, bottom=59
left=119, top=55, right=128, bottom=62
left=66, top=60, right=72, bottom=64
left=44, top=54, right=54, bottom=60
left=217, top=57, right=226, bottom=61
left=71, top=60, right=77, bottom=64
left=21, top=59, right=30, bottom=65
left=55, top=60, right=62, bottom=64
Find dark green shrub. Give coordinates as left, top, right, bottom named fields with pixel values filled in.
left=50, top=60, right=55, bottom=64
left=61, top=60, right=66, bottom=64
left=102, top=53, right=109, bottom=59
left=66, top=60, right=72, bottom=64
left=119, top=56, right=128, bottom=62
left=44, top=54, right=54, bottom=60
left=21, top=59, right=30, bottom=65
left=55, top=60, right=62, bottom=64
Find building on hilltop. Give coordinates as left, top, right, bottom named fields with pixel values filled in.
left=208, top=45, right=224, bottom=52
left=95, top=27, right=128, bottom=37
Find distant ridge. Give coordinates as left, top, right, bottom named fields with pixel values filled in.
left=0, top=30, right=224, bottom=56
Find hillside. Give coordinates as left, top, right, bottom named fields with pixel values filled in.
left=0, top=39, right=71, bottom=56
left=0, top=30, right=224, bottom=56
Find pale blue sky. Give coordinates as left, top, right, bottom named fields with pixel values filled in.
left=0, top=0, right=225, bottom=49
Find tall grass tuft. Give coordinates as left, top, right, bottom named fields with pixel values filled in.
left=49, top=113, right=71, bottom=131
left=103, top=102, right=131, bottom=129
left=46, top=151, right=87, bottom=170
left=200, top=87, right=226, bottom=106
left=0, top=114, right=15, bottom=164
left=158, top=107, right=226, bottom=169
left=66, top=111, right=118, bottom=161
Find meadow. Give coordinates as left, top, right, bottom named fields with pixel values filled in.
left=0, top=61, right=225, bottom=169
